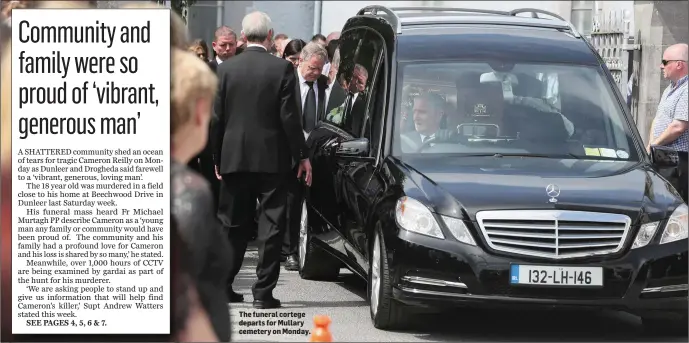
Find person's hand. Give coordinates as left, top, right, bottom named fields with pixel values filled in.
left=214, top=165, right=222, bottom=180
left=297, top=159, right=312, bottom=187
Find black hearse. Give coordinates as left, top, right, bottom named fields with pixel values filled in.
left=299, top=6, right=688, bottom=333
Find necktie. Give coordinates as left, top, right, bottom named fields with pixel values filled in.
left=422, top=135, right=430, bottom=143
left=303, top=81, right=317, bottom=132
left=347, top=92, right=355, bottom=112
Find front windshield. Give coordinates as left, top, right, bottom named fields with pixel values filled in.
left=393, top=61, right=640, bottom=161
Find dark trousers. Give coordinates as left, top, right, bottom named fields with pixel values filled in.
left=219, top=172, right=290, bottom=300
left=282, top=171, right=304, bottom=257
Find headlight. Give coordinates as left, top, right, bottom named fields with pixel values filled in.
left=395, top=197, right=476, bottom=245
left=632, top=222, right=660, bottom=249
left=396, top=197, right=444, bottom=239
left=441, top=215, right=476, bottom=246
left=660, top=204, right=688, bottom=244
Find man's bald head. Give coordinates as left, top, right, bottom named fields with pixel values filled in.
left=326, top=31, right=340, bottom=45
left=662, top=43, right=688, bottom=81
left=665, top=43, right=688, bottom=61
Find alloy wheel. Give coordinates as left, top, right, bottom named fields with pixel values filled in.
left=370, top=232, right=381, bottom=316
left=299, top=201, right=308, bottom=270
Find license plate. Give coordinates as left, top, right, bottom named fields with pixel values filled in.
left=510, top=265, right=603, bottom=286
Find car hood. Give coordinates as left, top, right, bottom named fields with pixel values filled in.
left=392, top=155, right=681, bottom=223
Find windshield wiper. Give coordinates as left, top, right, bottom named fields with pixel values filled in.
left=461, top=153, right=582, bottom=159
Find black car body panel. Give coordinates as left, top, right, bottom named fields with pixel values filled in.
left=303, top=7, right=688, bottom=326
left=393, top=156, right=680, bottom=222
left=396, top=26, right=600, bottom=65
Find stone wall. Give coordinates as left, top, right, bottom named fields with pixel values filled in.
left=633, top=0, right=689, bottom=142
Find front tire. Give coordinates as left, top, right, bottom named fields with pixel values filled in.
left=369, top=225, right=408, bottom=330
left=298, top=200, right=340, bottom=280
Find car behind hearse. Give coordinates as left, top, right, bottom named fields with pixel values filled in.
left=298, top=6, right=688, bottom=333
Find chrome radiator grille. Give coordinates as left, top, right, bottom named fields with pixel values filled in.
left=475, top=210, right=632, bottom=259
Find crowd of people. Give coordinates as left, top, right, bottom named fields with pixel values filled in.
left=1, top=1, right=688, bottom=343
left=177, top=13, right=344, bottom=342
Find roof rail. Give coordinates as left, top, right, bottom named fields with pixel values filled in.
left=388, top=7, right=509, bottom=16
left=509, top=8, right=581, bottom=38
left=356, top=5, right=402, bottom=34
left=356, top=6, right=582, bottom=38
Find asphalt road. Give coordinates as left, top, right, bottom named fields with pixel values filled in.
left=230, top=245, right=687, bottom=342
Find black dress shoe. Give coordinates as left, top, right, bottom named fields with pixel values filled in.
left=285, top=255, right=299, bottom=271
left=227, top=290, right=244, bottom=303
left=253, top=297, right=281, bottom=309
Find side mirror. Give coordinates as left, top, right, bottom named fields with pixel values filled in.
left=336, top=138, right=369, bottom=157
left=651, top=145, right=679, bottom=168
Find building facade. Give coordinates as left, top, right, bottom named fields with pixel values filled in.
left=185, top=1, right=632, bottom=48
left=186, top=1, right=316, bottom=46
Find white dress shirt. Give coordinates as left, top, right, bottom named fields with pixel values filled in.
left=297, top=70, right=319, bottom=110
left=246, top=43, right=267, bottom=50
left=298, top=70, right=319, bottom=139
left=419, top=133, right=435, bottom=143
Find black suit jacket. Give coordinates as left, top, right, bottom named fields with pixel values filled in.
left=295, top=73, right=329, bottom=127
left=325, top=81, right=346, bottom=117
left=213, top=46, right=307, bottom=174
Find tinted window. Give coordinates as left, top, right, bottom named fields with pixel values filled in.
left=323, top=29, right=360, bottom=133
left=393, top=62, right=639, bottom=161
left=324, top=29, right=382, bottom=137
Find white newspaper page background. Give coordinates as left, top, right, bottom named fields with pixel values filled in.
left=11, top=8, right=171, bottom=334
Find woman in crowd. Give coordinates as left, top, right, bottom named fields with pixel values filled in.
left=119, top=3, right=226, bottom=341
left=121, top=6, right=230, bottom=342
left=282, top=38, right=307, bottom=68
left=188, top=39, right=210, bottom=61
left=169, top=48, right=231, bottom=342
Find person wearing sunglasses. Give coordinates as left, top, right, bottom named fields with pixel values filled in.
left=647, top=43, right=688, bottom=201
left=647, top=43, right=688, bottom=153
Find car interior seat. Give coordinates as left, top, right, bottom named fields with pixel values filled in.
left=458, top=81, right=505, bottom=138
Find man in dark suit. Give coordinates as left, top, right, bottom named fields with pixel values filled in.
left=282, top=42, right=329, bottom=270
left=208, top=26, right=237, bottom=73
left=189, top=25, right=238, bottom=210
left=214, top=11, right=312, bottom=310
